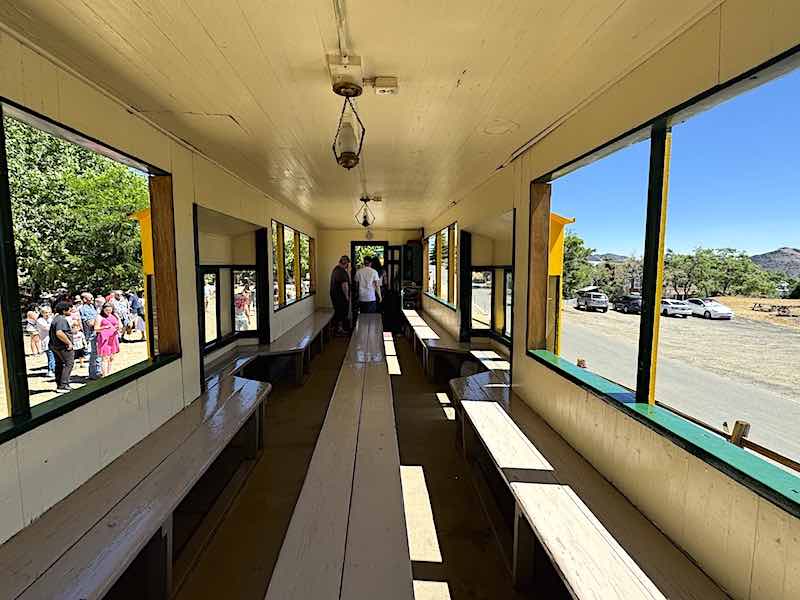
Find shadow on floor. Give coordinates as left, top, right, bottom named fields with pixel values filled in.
left=173, top=336, right=349, bottom=600
left=392, top=335, right=524, bottom=600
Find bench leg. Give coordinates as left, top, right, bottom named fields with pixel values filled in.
left=295, top=353, right=304, bottom=385
left=513, top=505, right=535, bottom=591
left=462, top=416, right=477, bottom=462
left=144, top=515, right=173, bottom=600
left=233, top=404, right=263, bottom=460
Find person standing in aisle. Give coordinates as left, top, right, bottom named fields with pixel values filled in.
left=329, top=255, right=351, bottom=336
left=354, top=256, right=381, bottom=314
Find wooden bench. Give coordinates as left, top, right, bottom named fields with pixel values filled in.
left=401, top=309, right=492, bottom=381
left=265, top=314, right=413, bottom=600
left=453, top=387, right=728, bottom=599
left=206, top=309, right=334, bottom=386
left=0, top=375, right=270, bottom=600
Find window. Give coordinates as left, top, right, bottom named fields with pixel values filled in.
left=654, top=67, right=800, bottom=463
left=0, top=102, right=179, bottom=431
left=427, top=236, right=436, bottom=293
left=504, top=270, right=513, bottom=338
left=441, top=228, right=449, bottom=301
left=424, top=222, right=458, bottom=307
left=299, top=233, right=311, bottom=296
left=471, top=270, right=492, bottom=329
left=233, top=270, right=257, bottom=332
left=271, top=220, right=315, bottom=310
left=203, top=272, right=218, bottom=344
left=542, top=138, right=650, bottom=391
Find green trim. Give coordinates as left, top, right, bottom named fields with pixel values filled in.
left=423, top=291, right=456, bottom=311
left=0, top=354, right=181, bottom=445
left=527, top=349, right=800, bottom=517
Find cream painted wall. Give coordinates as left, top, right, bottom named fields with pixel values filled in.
left=232, top=232, right=256, bottom=264
left=493, top=238, right=513, bottom=265
left=0, top=30, right=316, bottom=544
left=315, top=229, right=420, bottom=307
left=471, top=233, right=493, bottom=265
left=198, top=232, right=233, bottom=265
left=423, top=4, right=800, bottom=599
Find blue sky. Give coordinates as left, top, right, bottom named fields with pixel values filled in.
left=553, top=67, right=800, bottom=256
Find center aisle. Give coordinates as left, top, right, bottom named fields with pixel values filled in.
left=392, top=335, right=524, bottom=599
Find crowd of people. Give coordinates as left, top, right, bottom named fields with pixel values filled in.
left=24, top=289, right=146, bottom=394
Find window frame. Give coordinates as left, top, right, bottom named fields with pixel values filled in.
left=469, top=265, right=512, bottom=347
left=197, top=263, right=259, bottom=356
left=0, top=98, right=181, bottom=444
left=423, top=222, right=458, bottom=310
left=523, top=46, right=800, bottom=516
left=271, top=219, right=315, bottom=312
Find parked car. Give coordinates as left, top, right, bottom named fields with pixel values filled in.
left=686, top=298, right=734, bottom=319
left=576, top=290, right=608, bottom=312
left=613, top=294, right=642, bottom=314
left=661, top=299, right=692, bottom=317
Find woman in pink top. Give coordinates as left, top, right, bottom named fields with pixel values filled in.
left=95, top=302, right=122, bottom=376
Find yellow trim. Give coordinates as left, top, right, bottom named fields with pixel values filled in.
left=648, top=131, right=671, bottom=405
left=435, top=233, right=442, bottom=297
left=548, top=212, right=574, bottom=354
left=309, top=237, right=317, bottom=293
left=0, top=305, right=9, bottom=418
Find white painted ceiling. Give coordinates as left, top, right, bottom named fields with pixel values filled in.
left=0, top=1, right=719, bottom=228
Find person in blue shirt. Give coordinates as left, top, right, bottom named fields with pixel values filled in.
left=78, top=292, right=102, bottom=380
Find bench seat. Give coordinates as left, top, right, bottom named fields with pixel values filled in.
left=457, top=396, right=728, bottom=600
left=265, top=314, right=412, bottom=600
left=401, top=309, right=492, bottom=380
left=0, top=376, right=269, bottom=600
left=205, top=309, right=334, bottom=386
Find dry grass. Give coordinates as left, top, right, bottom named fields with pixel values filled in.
left=717, top=296, right=800, bottom=329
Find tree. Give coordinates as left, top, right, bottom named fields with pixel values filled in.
left=562, top=231, right=594, bottom=298
left=790, top=281, right=800, bottom=299
left=663, top=248, right=715, bottom=298
left=5, top=116, right=149, bottom=301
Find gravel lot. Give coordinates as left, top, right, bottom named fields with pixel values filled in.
left=563, top=302, right=800, bottom=399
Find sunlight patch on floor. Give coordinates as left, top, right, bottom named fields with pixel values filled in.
left=435, top=392, right=455, bottom=420
left=400, top=465, right=443, bottom=563
left=413, top=580, right=452, bottom=599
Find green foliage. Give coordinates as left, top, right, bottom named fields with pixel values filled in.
left=591, top=257, right=642, bottom=299
left=5, top=116, right=149, bottom=300
left=790, top=281, right=800, bottom=299
left=354, top=244, right=385, bottom=269
left=664, top=247, right=777, bottom=297
left=562, top=231, right=594, bottom=298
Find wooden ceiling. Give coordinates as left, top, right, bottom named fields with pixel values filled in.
left=0, top=1, right=720, bottom=228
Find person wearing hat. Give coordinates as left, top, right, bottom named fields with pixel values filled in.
left=330, top=255, right=351, bottom=336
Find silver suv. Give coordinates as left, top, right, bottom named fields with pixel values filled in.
left=576, top=290, right=608, bottom=312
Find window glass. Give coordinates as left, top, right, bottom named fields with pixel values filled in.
left=504, top=270, right=513, bottom=338
left=5, top=114, right=152, bottom=406
left=427, top=236, right=436, bottom=292
left=203, top=272, right=218, bottom=344
left=233, top=269, right=257, bottom=331
left=440, top=228, right=449, bottom=302
left=284, top=226, right=296, bottom=302
left=272, top=221, right=280, bottom=309
left=471, top=270, right=492, bottom=329
left=549, top=138, right=650, bottom=390
left=657, top=69, right=800, bottom=462
left=299, top=233, right=311, bottom=297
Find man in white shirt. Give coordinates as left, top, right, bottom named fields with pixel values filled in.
left=354, top=256, right=381, bottom=314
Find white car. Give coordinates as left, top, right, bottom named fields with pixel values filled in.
left=686, top=298, right=734, bottom=319
left=661, top=299, right=692, bottom=317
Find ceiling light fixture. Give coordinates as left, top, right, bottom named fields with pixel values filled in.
left=332, top=97, right=365, bottom=170
left=355, top=195, right=375, bottom=228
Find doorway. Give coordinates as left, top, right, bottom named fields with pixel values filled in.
left=350, top=241, right=389, bottom=323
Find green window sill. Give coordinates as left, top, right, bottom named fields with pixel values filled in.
left=423, top=291, right=457, bottom=311
left=527, top=348, right=800, bottom=518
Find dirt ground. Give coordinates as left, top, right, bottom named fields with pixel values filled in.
left=562, top=301, right=800, bottom=397
left=717, top=296, right=800, bottom=329
left=0, top=334, right=150, bottom=419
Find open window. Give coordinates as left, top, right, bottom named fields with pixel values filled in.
left=461, top=210, right=514, bottom=345
left=0, top=101, right=180, bottom=434
left=271, top=220, right=315, bottom=311
left=423, top=223, right=458, bottom=308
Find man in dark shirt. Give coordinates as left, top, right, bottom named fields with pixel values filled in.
left=330, top=255, right=351, bottom=336
left=49, top=301, right=75, bottom=393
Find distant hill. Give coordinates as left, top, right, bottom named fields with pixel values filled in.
left=588, top=253, right=628, bottom=264
left=750, top=247, right=800, bottom=278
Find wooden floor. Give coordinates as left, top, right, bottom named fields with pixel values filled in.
left=176, top=334, right=520, bottom=599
